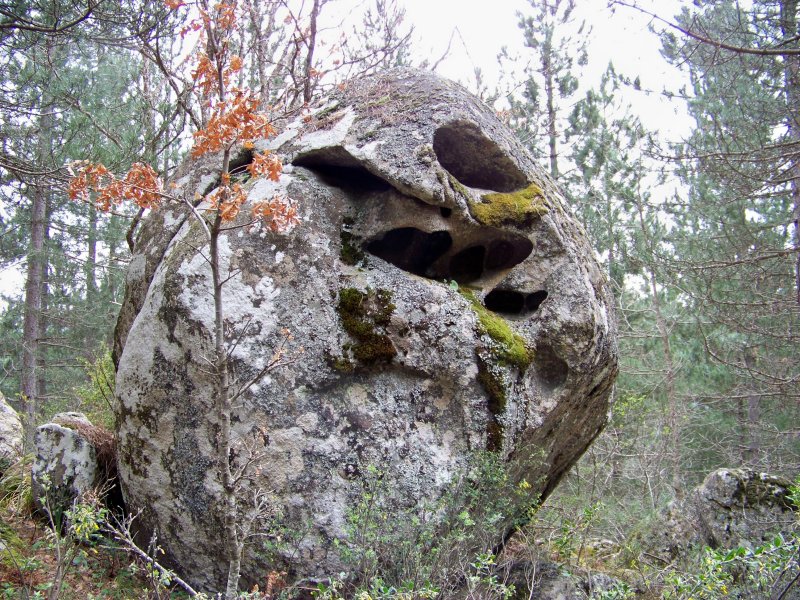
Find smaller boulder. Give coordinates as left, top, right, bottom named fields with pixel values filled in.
left=507, top=559, right=629, bottom=600
left=647, top=468, right=797, bottom=561
left=31, top=413, right=117, bottom=518
left=0, top=391, right=23, bottom=471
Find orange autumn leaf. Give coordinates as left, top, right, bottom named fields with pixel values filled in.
left=191, top=90, right=276, bottom=157
left=193, top=53, right=219, bottom=96
left=214, top=2, right=237, bottom=30
left=247, top=151, right=282, bottom=182
left=206, top=182, right=244, bottom=221
left=68, top=162, right=163, bottom=212
left=251, top=195, right=298, bottom=232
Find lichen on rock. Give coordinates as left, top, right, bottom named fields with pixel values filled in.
left=336, top=287, right=397, bottom=365
left=112, top=67, right=618, bottom=592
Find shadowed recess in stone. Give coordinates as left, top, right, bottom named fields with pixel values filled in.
left=449, top=246, right=485, bottom=283
left=204, top=148, right=255, bottom=196
left=293, top=147, right=392, bottom=193
left=534, top=344, right=569, bottom=389
left=366, top=228, right=453, bottom=277
left=485, top=239, right=533, bottom=271
left=367, top=228, right=534, bottom=285
left=484, top=289, right=549, bottom=316
left=433, top=120, right=528, bottom=192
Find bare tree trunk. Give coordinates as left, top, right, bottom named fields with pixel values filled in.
left=211, top=206, right=241, bottom=599
left=649, top=268, right=681, bottom=498
left=302, top=0, right=321, bottom=105
left=743, top=347, right=761, bottom=468
left=780, top=0, right=800, bottom=305
left=37, top=227, right=49, bottom=409
left=86, top=202, right=98, bottom=304
left=20, top=110, right=52, bottom=448
left=542, top=40, right=558, bottom=178
left=634, top=193, right=682, bottom=498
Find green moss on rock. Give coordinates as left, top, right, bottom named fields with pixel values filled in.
left=340, top=231, right=366, bottom=266
left=447, top=172, right=471, bottom=199
left=470, top=183, right=548, bottom=228
left=336, top=288, right=397, bottom=366
left=460, top=288, right=532, bottom=370
left=478, top=359, right=507, bottom=414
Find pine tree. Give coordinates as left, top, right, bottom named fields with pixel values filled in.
left=657, top=0, right=800, bottom=472
left=513, top=0, right=588, bottom=178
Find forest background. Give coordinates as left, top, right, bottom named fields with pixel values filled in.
left=0, top=0, right=798, bottom=590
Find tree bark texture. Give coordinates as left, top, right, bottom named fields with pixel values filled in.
left=20, top=110, right=52, bottom=449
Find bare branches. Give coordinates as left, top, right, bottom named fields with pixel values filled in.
left=103, top=511, right=201, bottom=597
left=613, top=0, right=800, bottom=56
left=0, top=1, right=97, bottom=34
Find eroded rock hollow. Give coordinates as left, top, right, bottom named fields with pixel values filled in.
left=113, top=69, right=618, bottom=590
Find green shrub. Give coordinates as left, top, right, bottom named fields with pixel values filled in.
left=321, top=451, right=542, bottom=599
left=73, top=346, right=116, bottom=428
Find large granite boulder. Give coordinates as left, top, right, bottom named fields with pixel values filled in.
left=113, top=68, right=618, bottom=590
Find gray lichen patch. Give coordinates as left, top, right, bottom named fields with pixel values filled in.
left=112, top=68, right=618, bottom=591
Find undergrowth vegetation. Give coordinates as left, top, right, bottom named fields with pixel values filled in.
left=1, top=353, right=798, bottom=599
left=3, top=447, right=797, bottom=598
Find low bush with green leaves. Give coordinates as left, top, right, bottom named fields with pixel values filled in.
left=312, top=450, right=542, bottom=599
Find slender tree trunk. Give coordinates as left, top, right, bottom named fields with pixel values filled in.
left=37, top=229, right=49, bottom=409
left=648, top=268, right=681, bottom=498
left=743, top=347, right=761, bottom=467
left=780, top=0, right=800, bottom=305
left=86, top=203, right=98, bottom=304
left=214, top=144, right=241, bottom=600
left=303, top=0, right=321, bottom=105
left=20, top=110, right=52, bottom=448
left=542, top=37, right=559, bottom=179
left=247, top=0, right=269, bottom=100
left=634, top=194, right=682, bottom=498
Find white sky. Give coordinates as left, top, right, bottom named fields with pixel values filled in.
left=402, top=0, right=692, bottom=133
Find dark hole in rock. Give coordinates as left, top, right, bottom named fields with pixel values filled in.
left=485, top=238, right=533, bottom=270
left=203, top=148, right=254, bottom=196
left=367, top=229, right=533, bottom=283
left=229, top=148, right=255, bottom=173
left=293, top=147, right=392, bottom=193
left=449, top=246, right=486, bottom=283
left=300, top=164, right=392, bottom=193
left=433, top=121, right=528, bottom=192
left=366, top=228, right=452, bottom=277
left=535, top=344, right=569, bottom=389
left=526, top=290, right=549, bottom=312
left=484, top=289, right=548, bottom=316
left=440, top=207, right=452, bottom=218
left=484, top=289, right=524, bottom=314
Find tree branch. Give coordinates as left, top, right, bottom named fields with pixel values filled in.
left=613, top=0, right=800, bottom=56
